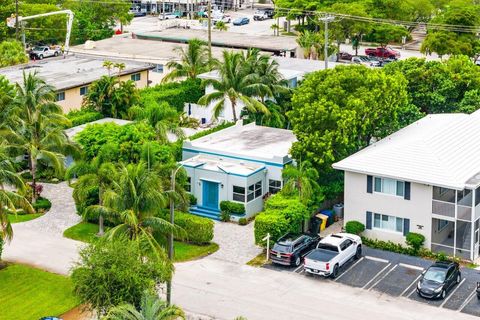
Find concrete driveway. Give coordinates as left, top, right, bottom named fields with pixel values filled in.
left=2, top=182, right=82, bottom=275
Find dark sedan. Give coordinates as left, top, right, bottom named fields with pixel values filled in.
left=417, top=261, right=461, bottom=299
left=270, top=233, right=319, bottom=267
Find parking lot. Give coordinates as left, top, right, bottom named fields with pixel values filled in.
left=265, top=247, right=480, bottom=317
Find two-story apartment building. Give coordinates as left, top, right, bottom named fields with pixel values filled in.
left=333, top=111, right=480, bottom=261
left=181, top=121, right=296, bottom=220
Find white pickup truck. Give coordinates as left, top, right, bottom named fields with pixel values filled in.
left=304, top=233, right=362, bottom=278
left=29, top=46, right=61, bottom=60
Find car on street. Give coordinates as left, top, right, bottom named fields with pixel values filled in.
left=417, top=261, right=461, bottom=299
left=338, top=51, right=353, bottom=61
left=213, top=14, right=231, bottom=24
left=130, top=10, right=146, bottom=17
left=29, top=46, right=60, bottom=60
left=351, top=56, right=381, bottom=67
left=233, top=17, right=249, bottom=26
left=253, top=9, right=274, bottom=21
left=475, top=58, right=480, bottom=66
left=270, top=233, right=319, bottom=267
left=304, top=233, right=362, bottom=278
left=158, top=13, right=179, bottom=20
left=365, top=46, right=400, bottom=59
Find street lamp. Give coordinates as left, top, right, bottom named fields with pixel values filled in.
left=166, top=163, right=184, bottom=305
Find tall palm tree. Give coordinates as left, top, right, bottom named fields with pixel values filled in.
left=162, top=39, right=211, bottom=83
left=251, top=56, right=289, bottom=104
left=197, top=51, right=270, bottom=122
left=5, top=72, right=79, bottom=202
left=66, top=159, right=117, bottom=236
left=104, top=290, right=185, bottom=320
left=129, top=103, right=185, bottom=143
left=282, top=161, right=320, bottom=204
left=0, top=143, right=34, bottom=242
left=104, top=162, right=180, bottom=260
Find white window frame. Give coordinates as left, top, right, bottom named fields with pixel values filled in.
left=374, top=177, right=405, bottom=197
left=373, top=213, right=404, bottom=233
left=131, top=73, right=141, bottom=81
left=56, top=91, right=65, bottom=101
left=185, top=177, right=191, bottom=192
left=80, top=86, right=88, bottom=96
left=247, top=181, right=262, bottom=202
left=269, top=179, right=281, bottom=194
left=436, top=219, right=449, bottom=232
left=233, top=185, right=245, bottom=202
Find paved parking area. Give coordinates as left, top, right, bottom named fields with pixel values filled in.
left=265, top=246, right=480, bottom=317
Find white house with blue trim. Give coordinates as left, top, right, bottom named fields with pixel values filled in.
left=181, top=121, right=296, bottom=220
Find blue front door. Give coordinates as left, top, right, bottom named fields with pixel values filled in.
left=202, top=180, right=219, bottom=210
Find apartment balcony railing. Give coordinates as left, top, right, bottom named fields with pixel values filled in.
left=432, top=200, right=455, bottom=218
left=457, top=205, right=472, bottom=221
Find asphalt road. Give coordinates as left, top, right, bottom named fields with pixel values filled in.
left=172, top=257, right=477, bottom=320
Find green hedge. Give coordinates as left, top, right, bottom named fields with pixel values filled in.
left=254, top=194, right=310, bottom=246
left=220, top=201, right=245, bottom=214
left=66, top=109, right=103, bottom=127
left=139, top=79, right=203, bottom=112
left=345, top=221, right=365, bottom=235
left=169, top=211, right=214, bottom=244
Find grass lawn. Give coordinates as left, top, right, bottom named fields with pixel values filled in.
left=246, top=251, right=270, bottom=267
left=64, top=222, right=219, bottom=262
left=8, top=213, right=43, bottom=224
left=0, top=264, right=79, bottom=320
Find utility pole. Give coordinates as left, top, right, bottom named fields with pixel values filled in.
left=15, top=0, right=19, bottom=40
left=320, top=15, right=334, bottom=70
left=162, top=0, right=165, bottom=20
left=207, top=0, right=212, bottom=59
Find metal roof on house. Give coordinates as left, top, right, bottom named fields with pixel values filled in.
left=183, top=122, right=296, bottom=165
left=333, top=110, right=480, bottom=190
left=0, top=54, right=153, bottom=91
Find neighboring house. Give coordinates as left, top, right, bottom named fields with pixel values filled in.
left=0, top=54, right=153, bottom=112
left=333, top=110, right=480, bottom=261
left=185, top=57, right=340, bottom=124
left=181, top=121, right=296, bottom=220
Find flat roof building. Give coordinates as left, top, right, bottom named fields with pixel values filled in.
left=0, top=54, right=153, bottom=113
left=182, top=121, right=296, bottom=220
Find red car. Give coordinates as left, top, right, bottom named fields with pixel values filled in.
left=365, top=46, right=400, bottom=59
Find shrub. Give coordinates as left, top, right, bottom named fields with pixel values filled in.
left=345, top=221, right=365, bottom=235
left=189, top=122, right=235, bottom=140
left=172, top=211, right=214, bottom=244
left=66, top=109, right=103, bottom=127
left=32, top=197, right=52, bottom=212
left=189, top=194, right=197, bottom=206
left=238, top=218, right=248, bottom=226
left=254, top=210, right=290, bottom=246
left=220, top=210, right=231, bottom=222
left=220, top=201, right=245, bottom=215
left=406, top=232, right=425, bottom=253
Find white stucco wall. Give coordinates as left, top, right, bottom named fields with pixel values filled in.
left=344, top=171, right=433, bottom=247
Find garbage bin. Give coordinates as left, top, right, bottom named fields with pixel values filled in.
left=333, top=203, right=344, bottom=219
left=320, top=209, right=334, bottom=226
left=316, top=214, right=328, bottom=231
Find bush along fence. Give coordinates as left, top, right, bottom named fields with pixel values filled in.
left=346, top=220, right=465, bottom=264
left=160, top=211, right=214, bottom=245
left=254, top=193, right=310, bottom=246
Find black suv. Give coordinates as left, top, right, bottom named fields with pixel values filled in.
left=270, top=233, right=319, bottom=267
left=417, top=261, right=461, bottom=299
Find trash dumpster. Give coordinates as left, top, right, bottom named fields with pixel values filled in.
left=320, top=209, right=335, bottom=226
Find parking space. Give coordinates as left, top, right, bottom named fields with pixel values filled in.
left=264, top=245, right=480, bottom=317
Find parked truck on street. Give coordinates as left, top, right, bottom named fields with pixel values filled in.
left=304, top=233, right=362, bottom=278
left=364, top=46, right=400, bottom=59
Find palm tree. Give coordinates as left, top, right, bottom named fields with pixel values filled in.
left=296, top=30, right=315, bottom=59
left=162, top=39, right=211, bottom=83
left=0, top=143, right=34, bottom=242
left=5, top=72, right=79, bottom=202
left=197, top=51, right=270, bottom=122
left=104, top=162, right=180, bottom=260
left=214, top=21, right=228, bottom=31
left=66, top=159, right=117, bottom=236
left=130, top=103, right=185, bottom=143
left=282, top=161, right=320, bottom=204
left=250, top=55, right=289, bottom=104
left=104, top=290, right=185, bottom=320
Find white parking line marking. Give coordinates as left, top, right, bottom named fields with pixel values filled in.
left=368, top=264, right=398, bottom=291
left=401, top=274, right=422, bottom=297
left=334, top=257, right=364, bottom=282
left=365, top=255, right=389, bottom=263
left=293, top=264, right=304, bottom=273
left=458, top=288, right=477, bottom=312
left=362, top=262, right=392, bottom=289
left=440, top=278, right=466, bottom=309
left=398, top=263, right=424, bottom=271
